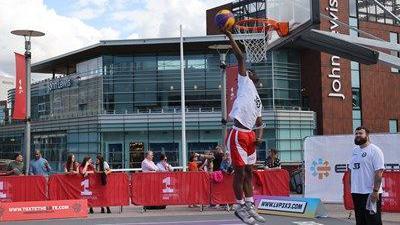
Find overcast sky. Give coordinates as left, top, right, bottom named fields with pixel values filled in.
left=0, top=0, right=230, bottom=81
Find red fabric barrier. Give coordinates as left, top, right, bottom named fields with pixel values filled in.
left=343, top=171, right=400, bottom=212
left=131, top=172, right=210, bottom=206
left=210, top=170, right=290, bottom=205
left=0, top=176, right=47, bottom=202
left=48, top=173, right=129, bottom=207
left=210, top=173, right=236, bottom=204
left=253, top=169, right=290, bottom=196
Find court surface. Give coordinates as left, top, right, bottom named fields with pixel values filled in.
left=5, top=212, right=355, bottom=225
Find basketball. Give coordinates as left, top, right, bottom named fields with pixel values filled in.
left=215, top=9, right=235, bottom=31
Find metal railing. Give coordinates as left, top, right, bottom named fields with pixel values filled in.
left=111, top=166, right=184, bottom=172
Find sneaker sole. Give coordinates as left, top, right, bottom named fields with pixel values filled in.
left=234, top=211, right=257, bottom=225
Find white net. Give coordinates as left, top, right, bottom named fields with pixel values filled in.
left=235, top=20, right=273, bottom=63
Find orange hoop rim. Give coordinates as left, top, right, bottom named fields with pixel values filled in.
left=235, top=18, right=289, bottom=37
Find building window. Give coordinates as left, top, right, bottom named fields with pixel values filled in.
left=352, top=88, right=361, bottom=110
left=389, top=119, right=398, bottom=133
left=353, top=110, right=362, bottom=131
left=349, top=0, right=358, bottom=18
left=358, top=0, right=400, bottom=25
left=390, top=32, right=399, bottom=73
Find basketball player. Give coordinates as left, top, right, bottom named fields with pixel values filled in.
left=222, top=29, right=266, bottom=225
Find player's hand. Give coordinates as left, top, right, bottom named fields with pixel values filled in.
left=371, top=191, right=379, bottom=203
left=219, top=27, right=232, bottom=36
left=255, top=138, right=263, bottom=146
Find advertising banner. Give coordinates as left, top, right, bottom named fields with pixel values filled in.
left=255, top=196, right=327, bottom=218
left=226, top=65, right=238, bottom=117
left=12, top=53, right=26, bottom=120
left=0, top=176, right=46, bottom=202
left=131, top=172, right=210, bottom=206
left=304, top=134, right=400, bottom=202
left=0, top=199, right=87, bottom=222
left=48, top=173, right=129, bottom=207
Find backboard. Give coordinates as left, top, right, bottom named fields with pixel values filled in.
left=265, top=0, right=320, bottom=51
left=263, top=0, right=380, bottom=65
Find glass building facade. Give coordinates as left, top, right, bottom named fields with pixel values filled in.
left=0, top=37, right=315, bottom=171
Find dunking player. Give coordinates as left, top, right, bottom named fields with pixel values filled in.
left=223, top=29, right=266, bottom=225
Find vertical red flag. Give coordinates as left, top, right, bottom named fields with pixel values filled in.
left=226, top=65, right=238, bottom=118
left=12, top=53, right=26, bottom=120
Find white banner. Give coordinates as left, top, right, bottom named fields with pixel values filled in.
left=304, top=133, right=400, bottom=203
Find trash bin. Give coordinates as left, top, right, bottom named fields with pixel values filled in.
left=290, top=168, right=303, bottom=194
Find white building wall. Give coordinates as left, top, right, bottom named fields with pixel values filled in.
left=0, top=75, right=14, bottom=101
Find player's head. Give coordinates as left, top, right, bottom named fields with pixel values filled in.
left=354, top=126, right=370, bottom=145
left=247, top=69, right=260, bottom=86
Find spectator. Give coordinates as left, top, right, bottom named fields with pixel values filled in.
left=29, top=150, right=51, bottom=176
left=64, top=154, right=79, bottom=175
left=6, top=153, right=25, bottom=176
left=188, top=153, right=199, bottom=171
left=79, top=156, right=95, bottom=178
left=264, top=148, right=281, bottom=169
left=199, top=151, right=214, bottom=172
left=213, top=145, right=224, bottom=171
left=79, top=156, right=95, bottom=214
left=156, top=153, right=173, bottom=172
left=96, top=154, right=112, bottom=214
left=220, top=152, right=234, bottom=174
left=141, top=151, right=159, bottom=172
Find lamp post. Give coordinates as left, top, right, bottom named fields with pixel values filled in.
left=208, top=44, right=231, bottom=148
left=11, top=30, right=45, bottom=174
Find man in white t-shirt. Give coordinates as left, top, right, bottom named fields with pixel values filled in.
left=223, top=30, right=265, bottom=225
left=349, top=126, right=384, bottom=225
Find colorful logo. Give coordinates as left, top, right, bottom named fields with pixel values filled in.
left=310, top=158, right=331, bottom=180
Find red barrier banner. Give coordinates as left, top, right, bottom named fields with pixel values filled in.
left=210, top=173, right=236, bottom=205
left=210, top=170, right=290, bottom=205
left=48, top=173, right=129, bottom=207
left=253, top=170, right=290, bottom=196
left=0, top=176, right=47, bottom=202
left=343, top=171, right=400, bottom=212
left=13, top=52, right=27, bottom=120
left=0, top=199, right=87, bottom=222
left=131, top=172, right=210, bottom=206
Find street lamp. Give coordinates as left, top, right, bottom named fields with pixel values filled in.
left=11, top=29, right=45, bottom=174
left=208, top=44, right=231, bottom=148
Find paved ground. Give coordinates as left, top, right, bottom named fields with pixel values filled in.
left=5, top=204, right=400, bottom=225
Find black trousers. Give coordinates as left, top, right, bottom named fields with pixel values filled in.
left=351, top=193, right=382, bottom=225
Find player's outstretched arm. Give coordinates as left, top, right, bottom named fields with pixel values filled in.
left=224, top=30, right=246, bottom=76
left=255, top=116, right=264, bottom=145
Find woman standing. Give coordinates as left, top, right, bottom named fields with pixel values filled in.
left=79, top=156, right=95, bottom=214
left=96, top=154, right=112, bottom=214
left=64, top=154, right=79, bottom=175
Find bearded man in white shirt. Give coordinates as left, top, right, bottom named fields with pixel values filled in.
left=349, top=126, right=384, bottom=225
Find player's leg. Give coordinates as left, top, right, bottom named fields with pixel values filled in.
left=228, top=129, right=257, bottom=225
left=243, top=133, right=265, bottom=223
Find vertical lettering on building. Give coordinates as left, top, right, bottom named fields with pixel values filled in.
left=326, top=0, right=345, bottom=100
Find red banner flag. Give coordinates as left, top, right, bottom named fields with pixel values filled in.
left=12, top=53, right=26, bottom=120
left=48, top=173, right=129, bottom=207
left=226, top=65, right=238, bottom=118
left=131, top=172, right=210, bottom=206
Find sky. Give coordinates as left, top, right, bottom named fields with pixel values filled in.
left=0, top=0, right=230, bottom=81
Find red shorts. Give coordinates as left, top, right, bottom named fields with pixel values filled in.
left=226, top=126, right=257, bottom=167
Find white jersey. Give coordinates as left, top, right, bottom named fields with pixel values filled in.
left=349, top=143, right=385, bottom=194
left=229, top=74, right=262, bottom=129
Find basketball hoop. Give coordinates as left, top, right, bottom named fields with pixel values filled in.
left=235, top=18, right=289, bottom=63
